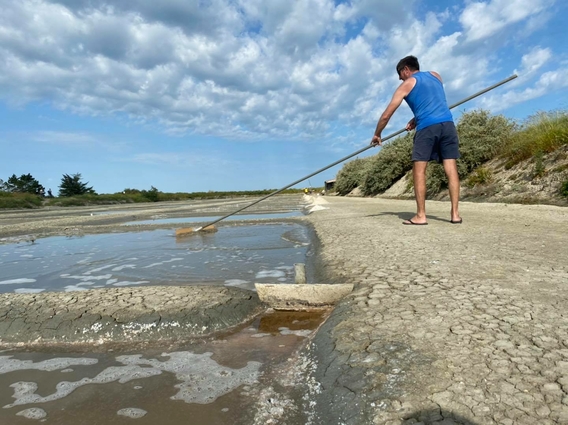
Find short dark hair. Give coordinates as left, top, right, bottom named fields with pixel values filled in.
left=396, top=56, right=420, bottom=75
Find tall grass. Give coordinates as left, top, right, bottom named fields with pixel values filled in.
left=502, top=110, right=568, bottom=168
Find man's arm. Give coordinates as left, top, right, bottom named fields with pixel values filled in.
left=371, top=78, right=416, bottom=146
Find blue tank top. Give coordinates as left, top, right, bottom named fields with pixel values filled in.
left=404, top=72, right=453, bottom=131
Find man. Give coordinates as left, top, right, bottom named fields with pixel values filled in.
left=371, top=55, right=462, bottom=225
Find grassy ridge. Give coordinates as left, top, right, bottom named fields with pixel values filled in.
left=335, top=109, right=568, bottom=199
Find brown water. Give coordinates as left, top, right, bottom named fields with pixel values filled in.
left=0, top=310, right=328, bottom=425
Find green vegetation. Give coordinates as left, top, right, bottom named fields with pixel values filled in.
left=502, top=111, right=568, bottom=169
left=335, top=157, right=372, bottom=195
left=0, top=192, right=43, bottom=209
left=334, top=108, right=568, bottom=201
left=59, top=173, right=95, bottom=197
left=561, top=180, right=568, bottom=198
left=1, top=174, right=44, bottom=194
left=466, top=167, right=494, bottom=188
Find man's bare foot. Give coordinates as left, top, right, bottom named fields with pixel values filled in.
left=450, top=216, right=462, bottom=224
left=402, top=216, right=428, bottom=225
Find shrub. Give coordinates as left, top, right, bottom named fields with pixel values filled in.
left=0, top=192, right=43, bottom=209
left=335, top=157, right=372, bottom=195
left=457, top=109, right=516, bottom=174
left=466, top=166, right=494, bottom=188
left=361, top=132, right=413, bottom=196
left=503, top=110, right=568, bottom=168
left=423, top=110, right=514, bottom=195
left=561, top=180, right=568, bottom=198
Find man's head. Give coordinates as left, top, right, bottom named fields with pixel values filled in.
left=396, top=56, right=419, bottom=81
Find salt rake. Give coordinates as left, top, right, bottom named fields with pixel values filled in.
left=176, top=74, right=517, bottom=237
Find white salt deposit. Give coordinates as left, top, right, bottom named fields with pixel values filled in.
left=117, top=408, right=147, bottom=418
left=142, top=258, right=183, bottom=268
left=113, top=281, right=149, bottom=287
left=224, top=279, right=249, bottom=287
left=16, top=408, right=47, bottom=420
left=112, top=265, right=136, bottom=271
left=0, top=278, right=36, bottom=285
left=14, top=288, right=45, bottom=294
left=279, top=327, right=313, bottom=337
left=0, top=356, right=98, bottom=374
left=3, top=352, right=261, bottom=408
left=85, top=264, right=117, bottom=274
left=255, top=270, right=286, bottom=279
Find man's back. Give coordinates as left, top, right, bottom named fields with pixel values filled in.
left=405, top=71, right=453, bottom=130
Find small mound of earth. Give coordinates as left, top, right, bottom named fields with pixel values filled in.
left=0, top=286, right=264, bottom=347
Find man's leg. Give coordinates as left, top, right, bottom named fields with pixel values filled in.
left=443, top=159, right=461, bottom=222
left=404, top=160, right=428, bottom=224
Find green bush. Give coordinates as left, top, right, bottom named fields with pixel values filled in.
left=335, top=157, right=372, bottom=195
left=361, top=132, right=413, bottom=195
left=503, top=110, right=568, bottom=168
left=457, top=109, right=515, bottom=173
left=424, top=110, right=514, bottom=195
left=0, top=192, right=43, bottom=209
left=561, top=180, right=568, bottom=198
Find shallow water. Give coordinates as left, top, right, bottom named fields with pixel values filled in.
left=0, top=223, right=312, bottom=294
left=122, top=211, right=303, bottom=226
left=0, top=309, right=327, bottom=425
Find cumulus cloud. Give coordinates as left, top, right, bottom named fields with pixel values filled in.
left=459, top=0, right=553, bottom=42
left=0, top=0, right=562, bottom=141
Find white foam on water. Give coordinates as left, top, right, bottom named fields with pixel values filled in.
left=85, top=264, right=117, bottom=274
left=0, top=278, right=36, bottom=285
left=255, top=270, right=286, bottom=279
left=117, top=408, right=147, bottom=418
left=106, top=278, right=118, bottom=285
left=16, top=407, right=47, bottom=420
left=3, top=352, right=260, bottom=408
left=64, top=285, right=89, bottom=292
left=61, top=274, right=112, bottom=282
left=142, top=258, right=183, bottom=269
left=20, top=255, right=34, bottom=258
left=112, top=265, right=136, bottom=271
left=113, top=281, right=149, bottom=287
left=0, top=356, right=98, bottom=374
left=278, top=327, right=313, bottom=337
left=224, top=279, right=249, bottom=287
left=14, top=288, right=45, bottom=294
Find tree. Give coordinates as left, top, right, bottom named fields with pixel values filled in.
left=58, top=173, right=95, bottom=197
left=3, top=174, right=44, bottom=194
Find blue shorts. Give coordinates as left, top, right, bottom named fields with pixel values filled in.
left=412, top=121, right=460, bottom=163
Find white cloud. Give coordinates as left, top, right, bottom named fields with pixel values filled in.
left=0, top=0, right=563, bottom=143
left=479, top=69, right=568, bottom=112
left=460, top=0, right=553, bottom=42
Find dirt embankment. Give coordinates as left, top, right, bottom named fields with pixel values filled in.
left=379, top=145, right=568, bottom=206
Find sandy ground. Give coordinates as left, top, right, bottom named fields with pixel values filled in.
left=295, top=195, right=568, bottom=425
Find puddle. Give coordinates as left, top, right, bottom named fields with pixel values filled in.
left=122, top=211, right=303, bottom=226
left=0, top=223, right=313, bottom=294
left=0, top=309, right=328, bottom=425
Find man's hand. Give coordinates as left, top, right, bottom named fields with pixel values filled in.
left=406, top=118, right=416, bottom=131
left=371, top=134, right=382, bottom=146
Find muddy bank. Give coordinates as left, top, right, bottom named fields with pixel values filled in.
left=0, top=286, right=264, bottom=347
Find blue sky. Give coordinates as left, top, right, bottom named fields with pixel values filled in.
left=1, top=0, right=567, bottom=194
